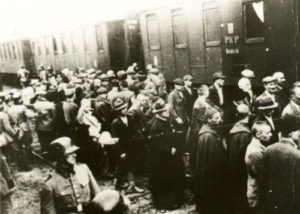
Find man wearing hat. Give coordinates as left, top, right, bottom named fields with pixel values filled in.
left=182, top=74, right=197, bottom=120
left=254, top=76, right=281, bottom=117
left=209, top=72, right=226, bottom=108
left=55, top=87, right=78, bottom=140
left=0, top=99, right=16, bottom=151
left=33, top=91, right=56, bottom=153
left=254, top=96, right=279, bottom=144
left=40, top=137, right=100, bottom=214
left=125, top=67, right=136, bottom=90
left=148, top=68, right=166, bottom=97
left=17, top=65, right=30, bottom=88
left=147, top=99, right=184, bottom=210
left=119, top=81, right=134, bottom=104
left=241, top=69, right=255, bottom=79
left=111, top=98, right=144, bottom=193
left=194, top=107, right=227, bottom=214
left=7, top=92, right=32, bottom=171
left=132, top=71, right=156, bottom=96
left=168, top=78, right=189, bottom=129
left=263, top=117, right=300, bottom=214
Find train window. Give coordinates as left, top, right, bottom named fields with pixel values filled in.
left=172, top=9, right=188, bottom=48
left=71, top=32, right=78, bottom=54
left=44, top=37, right=50, bottom=55
left=11, top=44, right=17, bottom=59
left=31, top=41, right=36, bottom=57
left=3, top=44, right=8, bottom=59
left=95, top=25, right=104, bottom=53
left=52, top=36, right=58, bottom=55
left=37, top=39, right=42, bottom=56
left=146, top=14, right=160, bottom=50
left=203, top=7, right=221, bottom=46
left=0, top=45, right=3, bottom=59
left=83, top=29, right=90, bottom=54
left=7, top=44, right=12, bottom=59
left=18, top=43, right=22, bottom=58
left=61, top=34, right=67, bottom=54
left=243, top=1, right=264, bottom=43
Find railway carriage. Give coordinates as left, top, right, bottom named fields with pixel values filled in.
left=1, top=0, right=299, bottom=88
left=138, top=0, right=300, bottom=86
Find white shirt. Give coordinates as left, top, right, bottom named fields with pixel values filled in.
left=214, top=83, right=224, bottom=105
left=120, top=116, right=128, bottom=126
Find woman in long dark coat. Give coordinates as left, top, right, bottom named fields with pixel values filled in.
left=194, top=107, right=227, bottom=214
left=148, top=99, right=184, bottom=210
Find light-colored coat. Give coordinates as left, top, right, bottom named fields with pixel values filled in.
left=245, top=137, right=266, bottom=208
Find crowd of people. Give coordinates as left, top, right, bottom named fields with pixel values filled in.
left=1, top=63, right=300, bottom=214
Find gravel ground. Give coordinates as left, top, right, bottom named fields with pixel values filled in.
left=9, top=158, right=195, bottom=214
left=4, top=84, right=196, bottom=213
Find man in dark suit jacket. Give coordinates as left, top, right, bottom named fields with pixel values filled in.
left=254, top=96, right=280, bottom=144
left=209, top=72, right=226, bottom=109
left=263, top=117, right=300, bottom=214
left=111, top=98, right=144, bottom=193
left=182, top=74, right=197, bottom=121
left=281, top=84, right=300, bottom=120
left=168, top=78, right=189, bottom=129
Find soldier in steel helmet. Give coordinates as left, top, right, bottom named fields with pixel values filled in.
left=40, top=137, right=100, bottom=214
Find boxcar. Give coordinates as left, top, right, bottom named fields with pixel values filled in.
left=138, top=0, right=300, bottom=86
left=0, top=18, right=144, bottom=86
left=0, top=39, right=36, bottom=85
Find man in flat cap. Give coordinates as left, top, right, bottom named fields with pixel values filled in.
left=182, top=74, right=197, bottom=121
left=40, top=137, right=100, bottom=214
left=168, top=78, right=190, bottom=130
left=209, top=72, right=226, bottom=109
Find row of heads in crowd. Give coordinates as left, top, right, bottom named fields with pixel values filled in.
left=12, top=62, right=295, bottom=108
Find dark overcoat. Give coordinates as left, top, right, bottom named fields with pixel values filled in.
left=182, top=86, right=197, bottom=120
left=148, top=116, right=184, bottom=210
left=195, top=124, right=227, bottom=214
left=263, top=140, right=300, bottom=214
left=227, top=122, right=252, bottom=214
left=168, top=89, right=189, bottom=126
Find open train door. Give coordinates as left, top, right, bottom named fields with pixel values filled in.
left=21, top=40, right=36, bottom=76
left=264, top=0, right=297, bottom=85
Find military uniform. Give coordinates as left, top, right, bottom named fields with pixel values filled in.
left=40, top=163, right=100, bottom=214
left=0, top=152, right=15, bottom=214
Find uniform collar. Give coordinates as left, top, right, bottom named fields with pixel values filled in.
left=56, top=161, right=75, bottom=178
